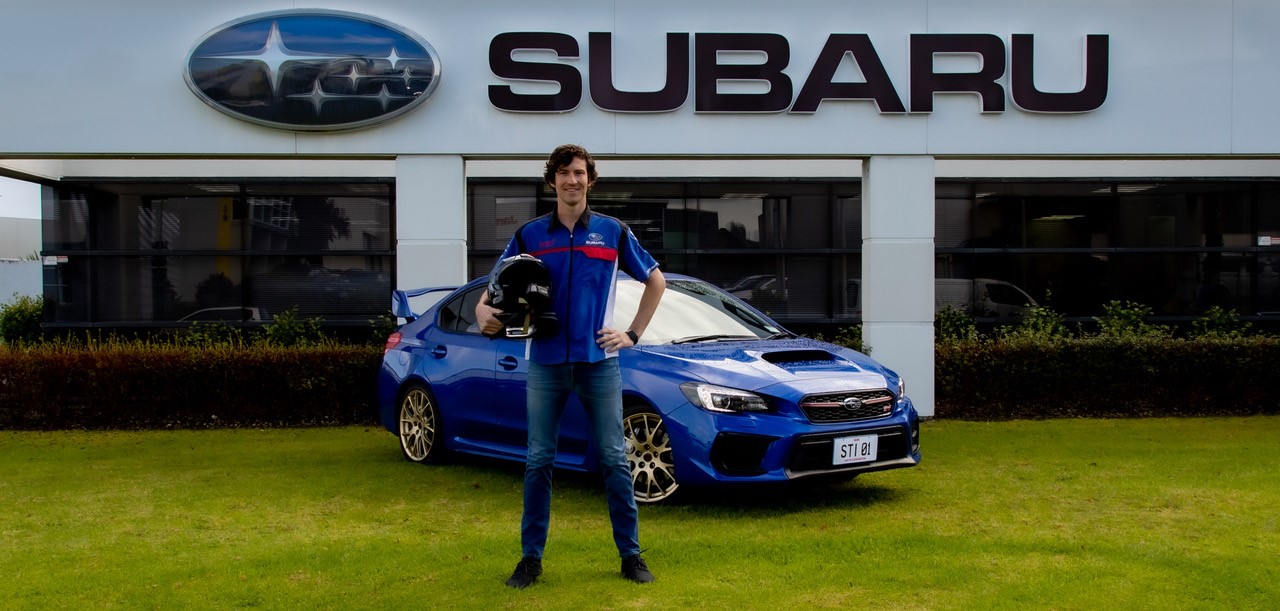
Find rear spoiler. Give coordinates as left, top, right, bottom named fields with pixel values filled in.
left=391, top=287, right=460, bottom=322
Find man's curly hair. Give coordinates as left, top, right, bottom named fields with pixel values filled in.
left=543, top=144, right=598, bottom=187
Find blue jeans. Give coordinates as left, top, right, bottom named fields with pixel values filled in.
left=522, top=358, right=640, bottom=559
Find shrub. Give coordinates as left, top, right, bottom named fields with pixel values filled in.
left=1094, top=300, right=1172, bottom=339
left=194, top=272, right=238, bottom=308
left=0, top=293, right=43, bottom=345
left=996, top=301, right=1071, bottom=342
left=177, top=321, right=246, bottom=348
left=813, top=323, right=870, bottom=355
left=0, top=340, right=382, bottom=429
left=369, top=313, right=398, bottom=345
left=1189, top=306, right=1252, bottom=339
left=262, top=306, right=326, bottom=347
left=936, top=305, right=977, bottom=341
left=935, top=334, right=1280, bottom=420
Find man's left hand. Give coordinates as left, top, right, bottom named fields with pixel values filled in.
left=597, top=328, right=634, bottom=353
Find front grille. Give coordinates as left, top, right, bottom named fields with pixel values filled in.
left=799, top=389, right=895, bottom=423
left=786, top=425, right=909, bottom=474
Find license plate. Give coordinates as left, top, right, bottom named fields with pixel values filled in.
left=832, top=434, right=878, bottom=465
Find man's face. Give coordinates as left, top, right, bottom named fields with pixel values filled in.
left=552, top=156, right=593, bottom=208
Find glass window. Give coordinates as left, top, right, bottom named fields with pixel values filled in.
left=245, top=255, right=390, bottom=320
left=44, top=188, right=92, bottom=251
left=936, top=181, right=1280, bottom=323
left=42, top=255, right=89, bottom=322
left=834, top=189, right=862, bottom=249
left=470, top=184, right=539, bottom=252
left=95, top=195, right=242, bottom=251
left=43, top=181, right=393, bottom=326
left=1258, top=186, right=1280, bottom=245
left=468, top=178, right=1280, bottom=325
left=468, top=179, right=860, bottom=324
left=242, top=184, right=391, bottom=252
left=590, top=196, right=680, bottom=252
left=94, top=256, right=241, bottom=322
left=1115, top=184, right=1250, bottom=249
left=438, top=286, right=484, bottom=334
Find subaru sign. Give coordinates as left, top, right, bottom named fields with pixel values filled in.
left=184, top=10, right=441, bottom=131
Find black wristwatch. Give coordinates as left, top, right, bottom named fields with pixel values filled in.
left=625, top=330, right=639, bottom=344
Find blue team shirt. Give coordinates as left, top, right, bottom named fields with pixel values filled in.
left=499, top=208, right=659, bottom=365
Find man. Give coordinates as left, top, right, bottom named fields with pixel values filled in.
left=476, top=144, right=666, bottom=589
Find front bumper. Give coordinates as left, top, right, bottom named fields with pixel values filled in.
left=669, top=398, right=921, bottom=486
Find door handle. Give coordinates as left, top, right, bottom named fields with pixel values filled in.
left=499, top=356, right=519, bottom=370
left=431, top=345, right=447, bottom=358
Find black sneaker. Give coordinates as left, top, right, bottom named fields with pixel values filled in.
left=621, top=554, right=655, bottom=584
left=504, top=556, right=542, bottom=589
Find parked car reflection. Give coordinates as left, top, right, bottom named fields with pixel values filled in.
left=177, top=306, right=269, bottom=322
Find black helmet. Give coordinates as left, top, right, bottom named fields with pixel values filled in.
left=486, top=254, right=557, bottom=339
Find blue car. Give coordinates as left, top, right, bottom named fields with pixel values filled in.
left=378, top=273, right=920, bottom=503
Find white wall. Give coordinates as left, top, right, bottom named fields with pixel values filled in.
left=862, top=156, right=936, bottom=417
left=0, top=260, right=41, bottom=301
left=0, top=217, right=40, bottom=260
left=1, top=0, right=1278, bottom=157
left=395, top=155, right=468, bottom=290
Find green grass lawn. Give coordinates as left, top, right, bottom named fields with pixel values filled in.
left=2, top=418, right=1277, bottom=609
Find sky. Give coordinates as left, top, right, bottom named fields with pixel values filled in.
left=0, top=176, right=40, bottom=219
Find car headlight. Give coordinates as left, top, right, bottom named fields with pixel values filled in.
left=897, top=377, right=906, bottom=399
left=680, top=382, right=769, bottom=413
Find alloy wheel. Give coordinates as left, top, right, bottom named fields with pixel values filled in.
left=624, top=410, right=679, bottom=503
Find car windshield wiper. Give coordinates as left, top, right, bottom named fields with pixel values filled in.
left=671, top=334, right=761, bottom=344
left=765, top=331, right=798, bottom=339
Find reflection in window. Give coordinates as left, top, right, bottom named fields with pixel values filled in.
left=613, top=278, right=779, bottom=344
left=42, top=182, right=393, bottom=325
left=940, top=181, right=1280, bottom=321
left=469, top=182, right=855, bottom=323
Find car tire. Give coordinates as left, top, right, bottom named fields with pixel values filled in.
left=398, top=384, right=443, bottom=463
left=623, top=404, right=679, bottom=504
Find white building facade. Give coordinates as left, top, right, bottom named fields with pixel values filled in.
left=5, top=0, right=1280, bottom=416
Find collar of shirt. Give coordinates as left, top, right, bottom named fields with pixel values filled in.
left=543, top=205, right=592, bottom=233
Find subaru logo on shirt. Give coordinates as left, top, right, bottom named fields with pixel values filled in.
left=184, top=9, right=441, bottom=131
left=586, top=233, right=606, bottom=246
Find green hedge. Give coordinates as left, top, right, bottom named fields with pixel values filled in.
left=0, top=343, right=383, bottom=430
left=6, top=333, right=1277, bottom=428
left=936, top=336, right=1280, bottom=420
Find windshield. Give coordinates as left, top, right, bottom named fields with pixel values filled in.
left=614, top=278, right=782, bottom=344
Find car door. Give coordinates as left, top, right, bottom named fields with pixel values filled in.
left=493, top=338, right=594, bottom=469
left=422, top=286, right=526, bottom=457
left=432, top=285, right=593, bottom=466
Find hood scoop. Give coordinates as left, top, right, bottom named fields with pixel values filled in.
left=761, top=349, right=854, bottom=373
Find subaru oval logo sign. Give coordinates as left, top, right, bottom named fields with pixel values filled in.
left=184, top=10, right=441, bottom=131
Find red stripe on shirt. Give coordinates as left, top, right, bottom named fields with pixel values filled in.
left=577, top=246, right=618, bottom=261
left=528, top=246, right=571, bottom=258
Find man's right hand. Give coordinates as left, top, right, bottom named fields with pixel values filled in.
left=475, top=296, right=504, bottom=336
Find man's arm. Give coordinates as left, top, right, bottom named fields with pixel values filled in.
left=628, top=268, right=666, bottom=341
left=598, top=269, right=667, bottom=352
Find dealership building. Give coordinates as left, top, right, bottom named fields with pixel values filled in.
left=5, top=0, right=1280, bottom=416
